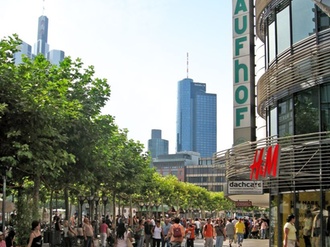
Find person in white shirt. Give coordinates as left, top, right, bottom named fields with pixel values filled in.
left=152, top=220, right=163, bottom=247
left=194, top=218, right=201, bottom=239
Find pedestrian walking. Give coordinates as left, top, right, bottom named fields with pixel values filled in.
left=27, top=220, right=42, bottom=247
left=235, top=218, right=245, bottom=247
left=162, top=218, right=172, bottom=247
left=136, top=219, right=145, bottom=247
left=260, top=219, right=268, bottom=239
left=185, top=222, right=195, bottom=247
left=283, top=214, right=299, bottom=247
left=214, top=219, right=226, bottom=247
left=100, top=219, right=109, bottom=247
left=83, top=218, right=94, bottom=247
left=203, top=218, right=215, bottom=247
left=145, top=219, right=154, bottom=247
left=152, top=220, right=163, bottom=247
left=225, top=219, right=235, bottom=247
left=166, top=217, right=185, bottom=247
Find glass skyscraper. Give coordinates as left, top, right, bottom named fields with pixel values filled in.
left=148, top=129, right=169, bottom=159
left=15, top=15, right=65, bottom=65
left=176, top=78, right=217, bottom=158
left=34, top=15, right=49, bottom=56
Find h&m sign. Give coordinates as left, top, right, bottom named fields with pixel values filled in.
left=250, top=144, right=281, bottom=180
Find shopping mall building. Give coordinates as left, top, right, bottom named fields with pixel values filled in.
left=216, top=1, right=330, bottom=246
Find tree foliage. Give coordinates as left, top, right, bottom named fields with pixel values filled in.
left=0, top=35, right=235, bottom=243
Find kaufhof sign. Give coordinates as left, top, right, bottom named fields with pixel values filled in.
left=228, top=180, right=263, bottom=195
left=233, top=0, right=255, bottom=145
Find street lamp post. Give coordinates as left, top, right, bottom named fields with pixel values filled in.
left=155, top=203, right=160, bottom=219
left=102, top=195, right=108, bottom=217
left=139, top=202, right=144, bottom=218
left=78, top=196, right=86, bottom=225
left=87, top=195, right=94, bottom=220
left=94, top=195, right=100, bottom=237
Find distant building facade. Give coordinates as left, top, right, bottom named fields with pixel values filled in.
left=48, top=50, right=65, bottom=65
left=176, top=78, right=217, bottom=158
left=152, top=152, right=226, bottom=192
left=148, top=129, right=169, bottom=159
left=152, top=151, right=200, bottom=181
left=13, top=41, right=33, bottom=64
left=15, top=15, right=65, bottom=65
left=185, top=157, right=226, bottom=192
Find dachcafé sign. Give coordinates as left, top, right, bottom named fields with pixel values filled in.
left=250, top=144, right=281, bottom=180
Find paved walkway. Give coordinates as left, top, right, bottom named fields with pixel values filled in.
left=193, top=238, right=269, bottom=247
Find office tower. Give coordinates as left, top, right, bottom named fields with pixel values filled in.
left=48, top=50, right=65, bottom=65
left=176, top=78, right=217, bottom=158
left=34, top=15, right=49, bottom=56
left=14, top=41, right=33, bottom=64
left=148, top=129, right=169, bottom=159
left=14, top=15, right=65, bottom=65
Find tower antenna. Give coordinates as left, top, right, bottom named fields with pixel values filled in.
left=42, top=0, right=45, bottom=15
left=186, top=52, right=189, bottom=78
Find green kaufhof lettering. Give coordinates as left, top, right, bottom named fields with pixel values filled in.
left=232, top=0, right=253, bottom=135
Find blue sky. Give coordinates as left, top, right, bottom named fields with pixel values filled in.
left=1, top=0, right=233, bottom=154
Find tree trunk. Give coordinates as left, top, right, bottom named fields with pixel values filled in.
left=32, top=175, right=41, bottom=220
left=64, top=187, right=69, bottom=220
left=50, top=190, right=53, bottom=224
left=112, top=191, right=116, bottom=229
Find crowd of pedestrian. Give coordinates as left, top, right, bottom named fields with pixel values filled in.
left=18, top=213, right=270, bottom=247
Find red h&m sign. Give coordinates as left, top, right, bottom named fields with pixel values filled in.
left=250, top=144, right=280, bottom=180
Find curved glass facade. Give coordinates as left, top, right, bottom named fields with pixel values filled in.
left=256, top=1, right=330, bottom=247
left=264, top=0, right=330, bottom=66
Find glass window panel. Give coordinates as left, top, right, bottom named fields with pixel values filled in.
left=321, top=82, right=330, bottom=131
left=277, top=7, right=291, bottom=54
left=268, top=21, right=276, bottom=63
left=292, top=0, right=315, bottom=43
left=270, top=106, right=278, bottom=136
left=318, top=7, right=330, bottom=31
left=294, top=87, right=319, bottom=135
left=278, top=97, right=293, bottom=137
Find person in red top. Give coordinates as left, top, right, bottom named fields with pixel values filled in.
left=166, top=217, right=185, bottom=247
left=185, top=223, right=196, bottom=247
left=99, top=219, right=109, bottom=247
left=203, top=219, right=215, bottom=247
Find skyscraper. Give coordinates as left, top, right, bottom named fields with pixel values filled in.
left=15, top=15, right=65, bottom=65
left=13, top=41, right=33, bottom=64
left=48, top=50, right=65, bottom=65
left=148, top=129, right=169, bottom=159
left=34, top=15, right=49, bottom=56
left=176, top=78, right=217, bottom=157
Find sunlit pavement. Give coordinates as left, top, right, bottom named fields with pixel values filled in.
left=187, top=238, right=269, bottom=247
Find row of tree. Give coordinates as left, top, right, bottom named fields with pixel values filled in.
left=0, top=35, right=233, bottom=244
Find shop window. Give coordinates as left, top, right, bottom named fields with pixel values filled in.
left=299, top=191, right=322, bottom=247
left=294, top=87, right=319, bottom=135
